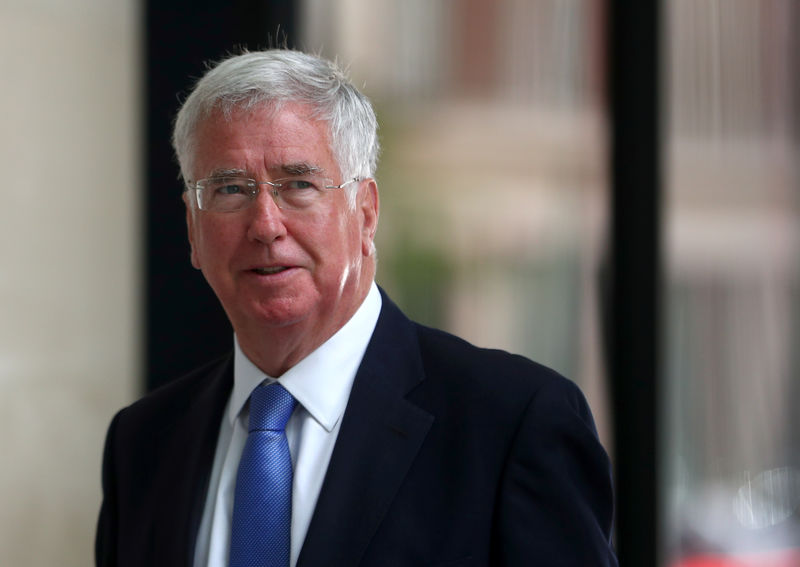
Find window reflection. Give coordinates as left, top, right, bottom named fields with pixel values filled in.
left=665, top=0, right=800, bottom=564
left=303, top=1, right=800, bottom=564
left=301, top=0, right=611, bottom=444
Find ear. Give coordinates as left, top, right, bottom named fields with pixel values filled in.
left=358, top=179, right=379, bottom=257
left=183, top=192, right=202, bottom=269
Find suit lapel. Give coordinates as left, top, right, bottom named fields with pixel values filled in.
left=297, top=293, right=433, bottom=567
left=150, top=356, right=233, bottom=566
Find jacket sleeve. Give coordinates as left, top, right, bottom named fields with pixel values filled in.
left=493, top=377, right=618, bottom=565
left=95, top=411, right=121, bottom=567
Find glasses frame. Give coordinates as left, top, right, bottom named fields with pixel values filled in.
left=187, top=175, right=361, bottom=212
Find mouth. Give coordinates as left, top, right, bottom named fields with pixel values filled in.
left=251, top=266, right=290, bottom=275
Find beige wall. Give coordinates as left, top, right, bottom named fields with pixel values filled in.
left=0, top=2, right=139, bottom=565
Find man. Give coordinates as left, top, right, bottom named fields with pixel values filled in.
left=96, top=49, right=618, bottom=566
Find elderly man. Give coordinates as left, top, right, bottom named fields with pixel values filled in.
left=96, top=49, right=617, bottom=566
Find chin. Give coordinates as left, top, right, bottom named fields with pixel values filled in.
left=244, top=296, right=317, bottom=329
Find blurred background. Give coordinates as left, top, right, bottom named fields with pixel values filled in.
left=1, top=0, right=798, bottom=565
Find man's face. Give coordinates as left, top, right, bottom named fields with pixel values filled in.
left=184, top=102, right=378, bottom=367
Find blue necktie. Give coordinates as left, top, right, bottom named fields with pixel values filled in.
left=229, top=382, right=297, bottom=567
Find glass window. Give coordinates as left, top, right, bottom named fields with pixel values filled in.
left=301, top=0, right=612, bottom=445
left=664, top=1, right=800, bottom=564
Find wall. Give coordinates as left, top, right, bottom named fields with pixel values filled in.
left=0, top=2, right=139, bottom=565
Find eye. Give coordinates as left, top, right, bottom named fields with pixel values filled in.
left=217, top=183, right=244, bottom=195
left=282, top=178, right=319, bottom=192
left=203, top=177, right=253, bottom=196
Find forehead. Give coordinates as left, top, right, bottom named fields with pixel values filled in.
left=190, top=102, right=338, bottom=179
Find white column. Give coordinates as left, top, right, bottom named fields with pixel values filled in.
left=0, top=2, right=140, bottom=565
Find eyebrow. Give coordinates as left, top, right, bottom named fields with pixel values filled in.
left=280, top=162, right=324, bottom=176
left=207, top=167, right=248, bottom=178
left=205, top=163, right=325, bottom=179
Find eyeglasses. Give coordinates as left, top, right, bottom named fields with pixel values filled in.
left=188, top=175, right=360, bottom=212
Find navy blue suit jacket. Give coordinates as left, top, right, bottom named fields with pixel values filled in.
left=96, top=291, right=617, bottom=566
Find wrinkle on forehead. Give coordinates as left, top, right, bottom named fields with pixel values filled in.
left=191, top=102, right=341, bottom=182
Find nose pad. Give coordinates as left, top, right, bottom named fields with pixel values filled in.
left=245, top=187, right=287, bottom=243
left=258, top=183, right=285, bottom=211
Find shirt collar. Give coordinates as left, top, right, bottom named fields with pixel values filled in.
left=230, top=282, right=382, bottom=432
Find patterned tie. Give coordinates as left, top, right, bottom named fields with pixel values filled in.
left=229, top=382, right=297, bottom=567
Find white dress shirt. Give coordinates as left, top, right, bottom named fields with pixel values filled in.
left=193, top=283, right=382, bottom=567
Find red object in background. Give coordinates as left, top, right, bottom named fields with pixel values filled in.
left=671, top=549, right=800, bottom=567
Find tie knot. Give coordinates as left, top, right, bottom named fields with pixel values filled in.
left=248, top=383, right=297, bottom=432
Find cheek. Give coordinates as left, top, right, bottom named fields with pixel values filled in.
left=333, top=214, right=364, bottom=258
left=298, top=210, right=355, bottom=252
left=195, top=221, right=239, bottom=264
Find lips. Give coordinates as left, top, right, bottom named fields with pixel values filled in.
left=251, top=266, right=289, bottom=275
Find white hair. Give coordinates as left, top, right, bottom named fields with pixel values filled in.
left=172, top=49, right=380, bottom=204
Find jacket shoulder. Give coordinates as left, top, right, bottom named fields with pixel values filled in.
left=414, top=323, right=571, bottom=392
left=115, top=353, right=232, bottom=434
left=410, top=322, right=597, bottom=429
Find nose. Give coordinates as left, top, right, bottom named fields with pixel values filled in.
left=245, top=188, right=287, bottom=244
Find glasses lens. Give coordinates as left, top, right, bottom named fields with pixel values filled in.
left=197, top=177, right=255, bottom=211
left=272, top=176, right=327, bottom=210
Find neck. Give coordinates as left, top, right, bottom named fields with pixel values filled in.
left=235, top=278, right=374, bottom=377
